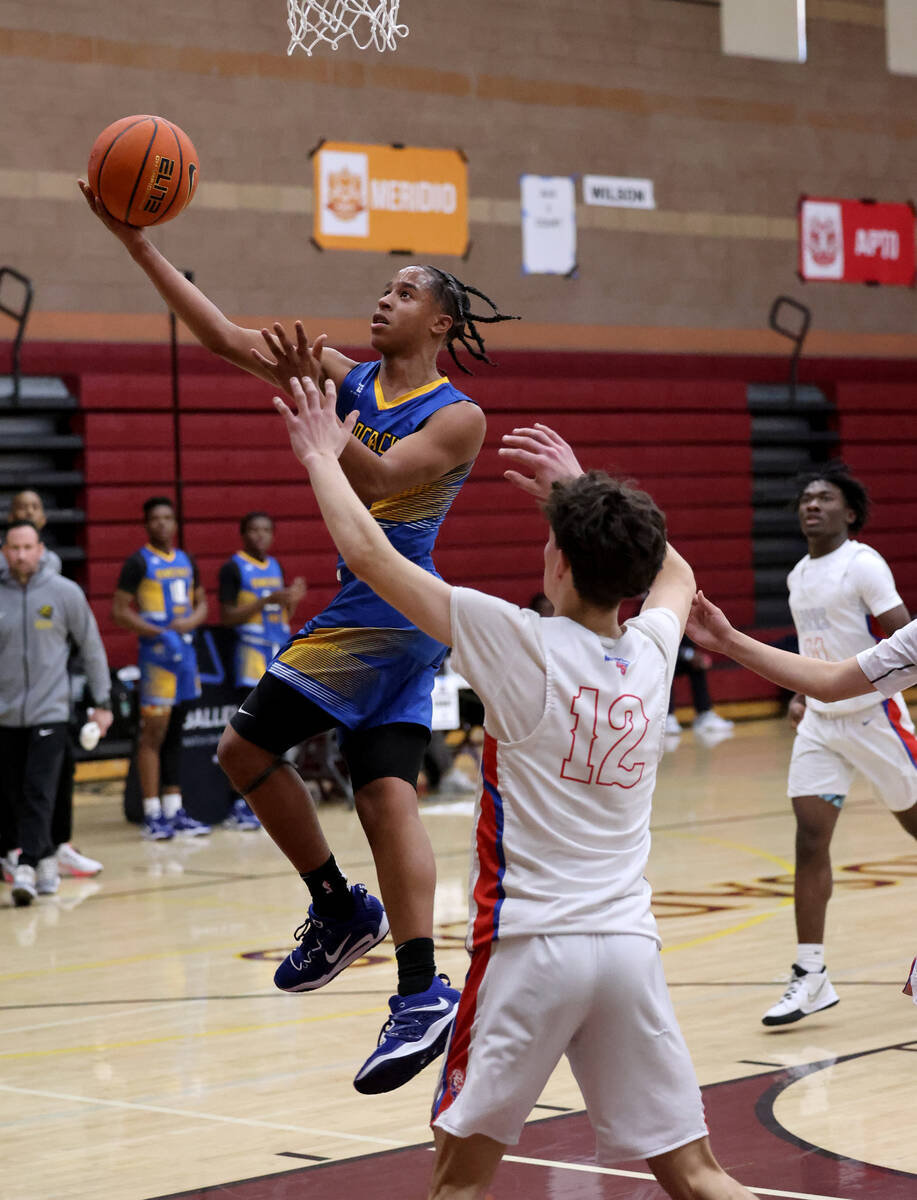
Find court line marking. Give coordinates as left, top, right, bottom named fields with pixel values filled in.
left=0, top=1001, right=190, bottom=1036
left=0, top=1083, right=405, bottom=1147
left=500, top=1154, right=853, bottom=1199
left=0, top=1004, right=388, bottom=1061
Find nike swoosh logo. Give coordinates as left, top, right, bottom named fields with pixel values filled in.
left=237, top=705, right=254, bottom=717
left=324, top=937, right=354, bottom=965
left=407, top=996, right=453, bottom=1015
left=187, top=162, right=198, bottom=198
left=38, top=729, right=53, bottom=737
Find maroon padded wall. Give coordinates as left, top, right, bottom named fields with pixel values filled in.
left=23, top=342, right=917, bottom=706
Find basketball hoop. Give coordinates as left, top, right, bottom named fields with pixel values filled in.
left=286, top=0, right=408, bottom=55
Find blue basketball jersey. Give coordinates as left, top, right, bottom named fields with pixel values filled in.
left=135, top=544, right=196, bottom=628
left=129, top=544, right=201, bottom=706
left=231, top=551, right=289, bottom=688
left=270, top=360, right=476, bottom=728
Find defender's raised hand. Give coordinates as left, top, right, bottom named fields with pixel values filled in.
left=274, top=376, right=355, bottom=470
left=499, top=422, right=584, bottom=501
left=253, top=320, right=328, bottom=397
left=685, top=590, right=735, bottom=654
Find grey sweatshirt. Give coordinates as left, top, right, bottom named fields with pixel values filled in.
left=0, top=556, right=111, bottom=727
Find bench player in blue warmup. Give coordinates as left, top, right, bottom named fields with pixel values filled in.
left=80, top=179, right=517, bottom=1090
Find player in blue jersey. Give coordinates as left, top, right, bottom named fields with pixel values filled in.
left=219, top=511, right=306, bottom=692
left=80, top=179, right=517, bottom=1093
left=219, top=511, right=306, bottom=831
left=112, top=497, right=211, bottom=841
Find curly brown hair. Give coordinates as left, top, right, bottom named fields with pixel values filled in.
left=543, top=471, right=667, bottom=607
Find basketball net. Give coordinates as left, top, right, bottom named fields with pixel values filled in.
left=286, top=0, right=408, bottom=54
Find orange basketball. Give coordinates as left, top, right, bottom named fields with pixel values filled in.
left=88, top=115, right=200, bottom=227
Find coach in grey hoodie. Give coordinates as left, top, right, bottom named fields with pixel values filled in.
left=0, top=520, right=112, bottom=905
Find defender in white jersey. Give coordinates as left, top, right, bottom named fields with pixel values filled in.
left=686, top=595, right=917, bottom=1008
left=275, top=390, right=754, bottom=1200
left=693, top=463, right=915, bottom=1028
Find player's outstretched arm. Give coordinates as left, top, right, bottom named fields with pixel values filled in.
left=275, top=377, right=454, bottom=646
left=79, top=180, right=345, bottom=391
left=641, top=544, right=695, bottom=634
left=687, top=590, right=872, bottom=702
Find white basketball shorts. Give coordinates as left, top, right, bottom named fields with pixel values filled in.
left=787, top=696, right=917, bottom=813
left=431, top=932, right=708, bottom=1164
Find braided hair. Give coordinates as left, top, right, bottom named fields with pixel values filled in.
left=421, top=267, right=520, bottom=374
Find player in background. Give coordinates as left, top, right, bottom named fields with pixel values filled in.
left=218, top=511, right=306, bottom=830
left=112, top=497, right=211, bottom=841
left=687, top=591, right=917, bottom=1008
left=743, top=464, right=912, bottom=1026
left=80, top=180, right=518, bottom=1091
left=275, top=385, right=755, bottom=1200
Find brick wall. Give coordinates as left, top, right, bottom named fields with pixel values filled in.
left=3, top=1, right=917, bottom=359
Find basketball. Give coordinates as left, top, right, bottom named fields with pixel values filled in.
left=87, top=114, right=200, bottom=227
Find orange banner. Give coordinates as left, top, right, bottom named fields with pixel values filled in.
left=313, top=141, right=468, bottom=255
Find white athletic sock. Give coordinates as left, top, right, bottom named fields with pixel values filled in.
left=142, top=796, right=162, bottom=819
left=796, top=943, right=825, bottom=974
left=161, top=792, right=182, bottom=819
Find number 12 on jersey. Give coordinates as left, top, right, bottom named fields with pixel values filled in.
left=561, top=687, right=649, bottom=788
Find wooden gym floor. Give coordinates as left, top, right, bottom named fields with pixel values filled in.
left=2, top=716, right=916, bottom=1200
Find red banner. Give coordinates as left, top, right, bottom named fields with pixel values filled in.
left=798, top=196, right=916, bottom=286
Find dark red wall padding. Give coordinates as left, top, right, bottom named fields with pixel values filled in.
left=34, top=341, right=915, bottom=705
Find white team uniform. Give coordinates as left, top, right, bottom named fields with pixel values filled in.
left=431, top=589, right=708, bottom=1164
left=857, top=617, right=917, bottom=697
left=787, top=540, right=917, bottom=812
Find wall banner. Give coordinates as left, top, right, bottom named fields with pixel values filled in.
left=799, top=196, right=916, bottom=286
left=313, top=141, right=468, bottom=255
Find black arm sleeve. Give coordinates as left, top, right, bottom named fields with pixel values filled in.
left=218, top=560, right=242, bottom=606
left=116, top=551, right=145, bottom=595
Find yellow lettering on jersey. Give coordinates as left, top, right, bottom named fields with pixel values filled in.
left=350, top=422, right=400, bottom=458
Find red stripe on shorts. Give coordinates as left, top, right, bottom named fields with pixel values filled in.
left=430, top=942, right=493, bottom=1125
left=884, top=697, right=917, bottom=768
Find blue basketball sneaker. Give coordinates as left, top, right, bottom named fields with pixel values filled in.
left=353, top=974, right=460, bottom=1094
left=169, top=807, right=211, bottom=837
left=274, top=884, right=389, bottom=992
left=142, top=814, right=174, bottom=841
left=222, top=798, right=261, bottom=831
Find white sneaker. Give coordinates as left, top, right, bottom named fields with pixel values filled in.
left=36, top=856, right=60, bottom=895
left=1, top=850, right=19, bottom=883
left=665, top=713, right=682, bottom=735
left=56, top=843, right=103, bottom=877
left=762, top=964, right=839, bottom=1026
left=693, top=710, right=734, bottom=734
left=437, top=767, right=476, bottom=795
left=11, top=864, right=37, bottom=907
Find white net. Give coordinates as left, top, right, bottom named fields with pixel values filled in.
left=286, top=0, right=408, bottom=55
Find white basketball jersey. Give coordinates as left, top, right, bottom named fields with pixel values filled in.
left=858, top=618, right=917, bottom=698
left=449, top=588, right=680, bottom=952
left=788, top=539, right=903, bottom=716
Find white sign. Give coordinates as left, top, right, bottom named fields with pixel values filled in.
left=583, top=175, right=655, bottom=210
left=317, top=148, right=370, bottom=239
left=431, top=674, right=461, bottom=731
left=521, top=175, right=576, bottom=276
